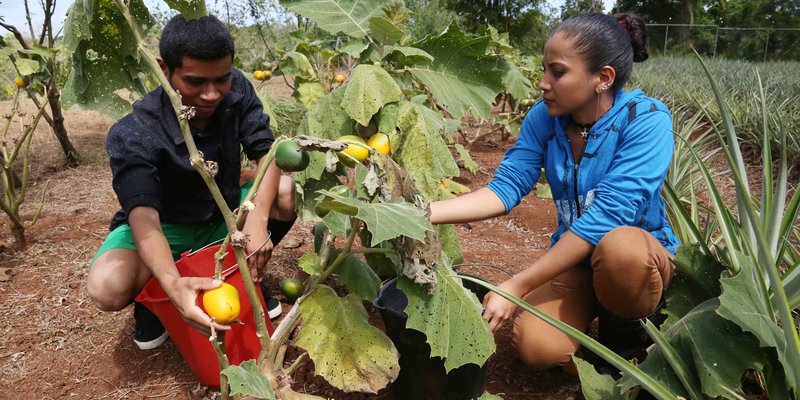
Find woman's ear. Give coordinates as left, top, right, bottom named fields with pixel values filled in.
left=595, top=65, right=616, bottom=93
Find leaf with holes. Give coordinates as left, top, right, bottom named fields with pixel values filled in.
left=398, top=265, right=495, bottom=372
left=280, top=0, right=392, bottom=38
left=408, top=23, right=503, bottom=119
left=341, top=64, right=402, bottom=126
left=295, top=286, right=399, bottom=393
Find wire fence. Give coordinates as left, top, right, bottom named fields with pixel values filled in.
left=646, top=23, right=800, bottom=62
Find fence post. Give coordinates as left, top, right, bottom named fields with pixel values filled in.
left=663, top=24, right=669, bottom=55
left=713, top=26, right=719, bottom=57
left=763, top=30, right=770, bottom=62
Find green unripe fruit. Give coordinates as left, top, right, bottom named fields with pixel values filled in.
left=274, top=140, right=310, bottom=172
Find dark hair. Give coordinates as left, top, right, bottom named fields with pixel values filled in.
left=551, top=12, right=648, bottom=91
left=159, top=15, right=235, bottom=72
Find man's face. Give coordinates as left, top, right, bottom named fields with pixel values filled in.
left=163, top=56, right=233, bottom=122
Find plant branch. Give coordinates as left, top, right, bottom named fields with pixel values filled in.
left=210, top=329, right=231, bottom=400
left=112, top=0, right=274, bottom=378
left=318, top=218, right=360, bottom=283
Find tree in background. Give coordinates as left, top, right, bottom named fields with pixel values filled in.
left=0, top=0, right=80, bottom=167
left=441, top=0, right=550, bottom=54
left=560, top=0, right=605, bottom=20
left=611, top=0, right=800, bottom=60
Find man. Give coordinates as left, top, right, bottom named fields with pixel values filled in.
left=87, top=14, right=294, bottom=350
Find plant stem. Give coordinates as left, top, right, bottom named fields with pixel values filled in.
left=210, top=330, right=231, bottom=400
left=112, top=0, right=274, bottom=381
left=317, top=218, right=360, bottom=283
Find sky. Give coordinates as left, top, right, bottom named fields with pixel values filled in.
left=0, top=0, right=615, bottom=38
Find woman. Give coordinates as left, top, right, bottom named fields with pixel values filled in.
left=430, top=12, right=678, bottom=372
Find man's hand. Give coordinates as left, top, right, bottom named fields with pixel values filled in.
left=482, top=277, right=528, bottom=332
left=164, top=276, right=232, bottom=337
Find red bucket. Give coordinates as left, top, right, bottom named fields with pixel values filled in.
left=135, top=243, right=274, bottom=386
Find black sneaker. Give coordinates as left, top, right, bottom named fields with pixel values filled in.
left=259, top=283, right=283, bottom=320
left=133, top=302, right=168, bottom=350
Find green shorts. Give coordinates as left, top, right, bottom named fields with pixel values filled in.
left=89, top=182, right=254, bottom=267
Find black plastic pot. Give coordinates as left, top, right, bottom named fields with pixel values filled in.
left=374, top=273, right=490, bottom=400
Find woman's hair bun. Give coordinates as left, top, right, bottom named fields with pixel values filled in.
left=615, top=13, right=649, bottom=62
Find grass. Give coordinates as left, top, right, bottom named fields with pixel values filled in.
left=632, top=56, right=800, bottom=164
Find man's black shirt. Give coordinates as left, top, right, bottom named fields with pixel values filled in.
left=106, top=69, right=274, bottom=230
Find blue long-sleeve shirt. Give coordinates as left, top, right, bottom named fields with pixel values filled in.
left=487, top=89, right=679, bottom=253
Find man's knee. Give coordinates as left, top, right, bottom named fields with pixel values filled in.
left=272, top=176, right=296, bottom=220
left=87, top=250, right=144, bottom=312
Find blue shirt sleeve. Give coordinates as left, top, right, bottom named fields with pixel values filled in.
left=487, top=102, right=549, bottom=213
left=570, top=107, right=673, bottom=244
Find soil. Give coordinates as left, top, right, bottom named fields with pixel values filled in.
left=0, top=82, right=582, bottom=399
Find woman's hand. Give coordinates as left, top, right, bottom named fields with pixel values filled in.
left=482, top=277, right=529, bottom=332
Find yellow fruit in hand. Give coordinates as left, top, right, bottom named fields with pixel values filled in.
left=202, top=283, right=240, bottom=324
left=13, top=76, right=28, bottom=89
left=334, top=74, right=346, bottom=84
left=367, top=132, right=391, bottom=155
left=336, top=135, right=369, bottom=167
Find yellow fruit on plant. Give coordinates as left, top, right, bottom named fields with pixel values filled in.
left=202, top=283, right=240, bottom=324
left=336, top=135, right=369, bottom=167
left=253, top=70, right=271, bottom=81
left=367, top=132, right=391, bottom=155
left=13, top=76, right=28, bottom=89
left=334, top=74, right=346, bottom=84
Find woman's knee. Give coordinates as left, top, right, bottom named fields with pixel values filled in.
left=512, top=317, right=577, bottom=370
left=592, top=226, right=670, bottom=319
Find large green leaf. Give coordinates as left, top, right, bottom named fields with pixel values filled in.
left=620, top=298, right=769, bottom=398
left=392, top=101, right=460, bottom=199
left=317, top=190, right=432, bottom=245
left=435, top=223, right=463, bottom=265
left=398, top=266, right=495, bottom=372
left=280, top=0, right=392, bottom=38
left=294, top=77, right=326, bottom=109
left=498, top=58, right=534, bottom=101
left=717, top=255, right=797, bottom=390
left=299, top=86, right=354, bottom=139
left=281, top=51, right=317, bottom=80
left=368, top=17, right=404, bottom=45
left=62, top=0, right=156, bottom=118
left=162, top=0, right=207, bottom=19
left=295, top=285, right=399, bottom=393
left=663, top=244, right=725, bottom=330
left=221, top=360, right=275, bottom=399
left=382, top=45, right=434, bottom=66
left=408, top=23, right=503, bottom=119
left=341, top=64, right=402, bottom=126
left=574, top=357, right=623, bottom=400
left=295, top=171, right=341, bottom=222
left=338, top=254, right=381, bottom=300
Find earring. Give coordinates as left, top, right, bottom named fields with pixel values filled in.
left=598, top=85, right=608, bottom=93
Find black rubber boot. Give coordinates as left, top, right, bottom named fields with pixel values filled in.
left=593, top=297, right=667, bottom=378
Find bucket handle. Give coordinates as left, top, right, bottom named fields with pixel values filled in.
left=185, top=232, right=272, bottom=278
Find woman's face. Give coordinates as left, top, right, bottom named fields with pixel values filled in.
left=538, top=32, right=603, bottom=121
